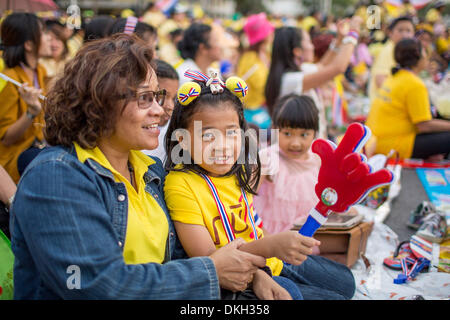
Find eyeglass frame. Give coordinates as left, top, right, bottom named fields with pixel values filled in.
left=118, top=88, right=172, bottom=117
left=136, top=88, right=167, bottom=109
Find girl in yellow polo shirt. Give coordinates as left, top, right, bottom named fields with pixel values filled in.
left=164, top=74, right=356, bottom=300
left=366, top=38, right=450, bottom=160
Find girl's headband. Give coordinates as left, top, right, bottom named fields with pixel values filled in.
left=177, top=69, right=249, bottom=106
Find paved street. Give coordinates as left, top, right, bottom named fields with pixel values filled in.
left=384, top=168, right=428, bottom=241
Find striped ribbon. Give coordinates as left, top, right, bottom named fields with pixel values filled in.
left=410, top=235, right=432, bottom=260
left=400, top=257, right=429, bottom=281
left=199, top=173, right=259, bottom=243
left=124, top=16, right=138, bottom=34
left=234, top=82, right=248, bottom=97
left=179, top=87, right=199, bottom=103
left=241, top=187, right=259, bottom=240
left=184, top=70, right=210, bottom=83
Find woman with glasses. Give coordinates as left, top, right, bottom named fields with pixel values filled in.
left=142, top=59, right=179, bottom=162
left=10, top=34, right=265, bottom=299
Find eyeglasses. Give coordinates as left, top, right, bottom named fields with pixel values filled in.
left=136, top=89, right=166, bottom=109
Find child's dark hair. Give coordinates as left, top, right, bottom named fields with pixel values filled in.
left=265, top=27, right=303, bottom=113
left=1, top=13, right=42, bottom=68
left=155, top=59, right=179, bottom=80
left=177, top=23, right=211, bottom=60
left=83, top=15, right=115, bottom=42
left=109, top=18, right=156, bottom=40
left=391, top=38, right=422, bottom=75
left=388, top=15, right=414, bottom=31
left=165, top=82, right=261, bottom=195
left=271, top=94, right=319, bottom=132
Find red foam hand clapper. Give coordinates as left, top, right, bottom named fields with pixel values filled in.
left=299, top=123, right=394, bottom=237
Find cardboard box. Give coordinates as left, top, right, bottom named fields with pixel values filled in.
left=293, top=221, right=374, bottom=268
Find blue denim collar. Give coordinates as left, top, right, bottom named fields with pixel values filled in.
left=70, top=145, right=162, bottom=186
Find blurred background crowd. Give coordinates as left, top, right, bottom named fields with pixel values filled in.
left=1, top=0, right=449, bottom=137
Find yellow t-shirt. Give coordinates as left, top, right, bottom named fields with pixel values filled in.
left=301, top=16, right=319, bottom=32
left=0, top=65, right=46, bottom=183
left=0, top=57, right=6, bottom=91
left=365, top=70, right=432, bottom=159
left=425, top=8, right=441, bottom=24
left=74, top=143, right=169, bottom=265
left=436, top=36, right=449, bottom=55
left=368, top=40, right=395, bottom=102
left=164, top=168, right=284, bottom=276
left=237, top=51, right=269, bottom=110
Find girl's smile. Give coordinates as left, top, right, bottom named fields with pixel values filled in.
left=184, top=103, right=242, bottom=177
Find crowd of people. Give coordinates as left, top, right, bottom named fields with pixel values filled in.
left=0, top=0, right=449, bottom=300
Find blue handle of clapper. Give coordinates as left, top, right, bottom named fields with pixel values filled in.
left=298, top=215, right=322, bottom=237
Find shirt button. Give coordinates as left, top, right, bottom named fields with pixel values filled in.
left=117, top=194, right=126, bottom=202
left=154, top=194, right=159, bottom=199
left=118, top=241, right=123, bottom=247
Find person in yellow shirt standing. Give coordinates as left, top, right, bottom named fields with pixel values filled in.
left=366, top=38, right=450, bottom=160
left=368, top=16, right=415, bottom=102
left=425, top=1, right=445, bottom=24
left=0, top=13, right=51, bottom=183
left=237, top=13, right=274, bottom=129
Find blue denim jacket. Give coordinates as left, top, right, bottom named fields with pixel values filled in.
left=10, top=145, right=220, bottom=299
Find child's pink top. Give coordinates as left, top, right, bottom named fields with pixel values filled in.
left=254, top=144, right=321, bottom=234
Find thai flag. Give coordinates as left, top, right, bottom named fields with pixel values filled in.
left=156, top=0, right=178, bottom=16
left=410, top=0, right=432, bottom=9
left=331, top=87, right=344, bottom=127
left=386, top=0, right=431, bottom=9
left=385, top=0, right=403, bottom=7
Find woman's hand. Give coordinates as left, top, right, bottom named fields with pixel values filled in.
left=18, top=83, right=42, bottom=116
left=210, top=238, right=266, bottom=292
left=348, top=15, right=363, bottom=33
left=267, top=231, right=320, bottom=265
left=336, top=19, right=350, bottom=41
left=252, top=270, right=292, bottom=300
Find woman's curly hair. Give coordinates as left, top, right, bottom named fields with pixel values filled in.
left=44, top=33, right=155, bottom=148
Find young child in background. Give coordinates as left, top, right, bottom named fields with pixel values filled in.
left=255, top=94, right=321, bottom=236
left=142, top=59, right=179, bottom=162
left=163, top=72, right=355, bottom=300
left=255, top=94, right=359, bottom=256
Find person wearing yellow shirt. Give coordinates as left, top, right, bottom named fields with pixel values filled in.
left=301, top=11, right=320, bottom=33
left=436, top=29, right=449, bottom=55
left=425, top=1, right=445, bottom=24
left=0, top=13, right=51, bottom=183
left=237, top=13, right=274, bottom=129
left=10, top=34, right=267, bottom=299
left=366, top=38, right=450, bottom=160
left=368, top=16, right=415, bottom=102
left=164, top=74, right=356, bottom=300
left=141, top=2, right=167, bottom=29
left=39, top=21, right=72, bottom=85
